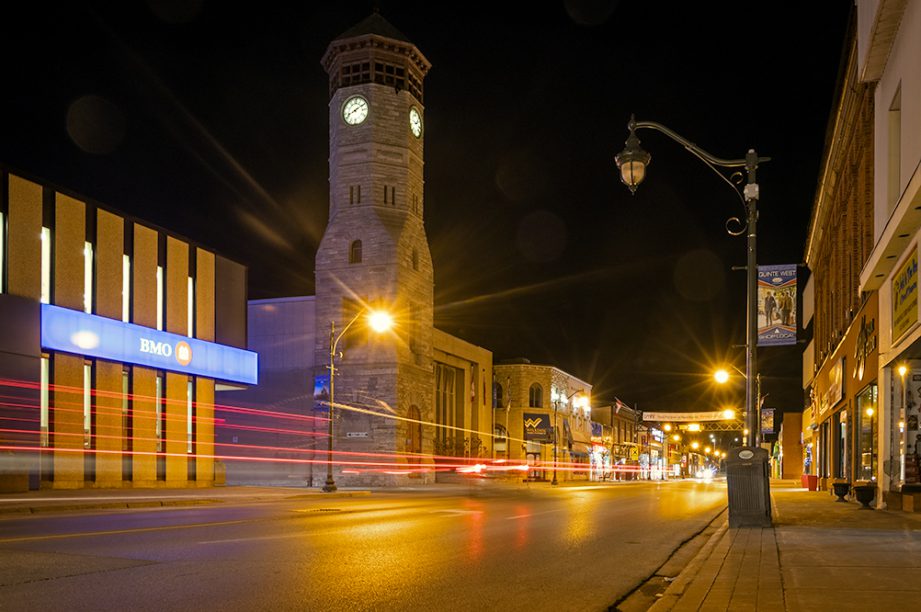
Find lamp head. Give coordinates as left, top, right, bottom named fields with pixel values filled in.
left=615, top=116, right=651, bottom=193
left=367, top=310, right=394, bottom=333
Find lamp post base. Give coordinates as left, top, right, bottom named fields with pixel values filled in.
left=322, top=479, right=337, bottom=493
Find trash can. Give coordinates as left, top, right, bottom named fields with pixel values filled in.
left=725, top=446, right=772, bottom=528
left=804, top=474, right=818, bottom=491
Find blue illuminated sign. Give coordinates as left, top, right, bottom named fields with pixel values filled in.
left=41, top=304, right=258, bottom=385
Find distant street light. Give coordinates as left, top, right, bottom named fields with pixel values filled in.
left=323, top=308, right=393, bottom=492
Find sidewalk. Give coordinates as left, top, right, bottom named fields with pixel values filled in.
left=649, top=480, right=921, bottom=611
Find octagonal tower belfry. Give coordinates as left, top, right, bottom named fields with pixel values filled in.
left=315, top=13, right=435, bottom=485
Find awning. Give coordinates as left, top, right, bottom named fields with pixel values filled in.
left=570, top=442, right=591, bottom=456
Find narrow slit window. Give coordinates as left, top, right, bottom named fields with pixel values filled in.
left=40, top=355, right=50, bottom=447
left=156, top=266, right=164, bottom=331
left=41, top=227, right=51, bottom=304
left=122, top=255, right=131, bottom=322
left=83, top=241, right=94, bottom=314
left=187, top=379, right=194, bottom=453
left=187, top=276, right=194, bottom=337
left=83, top=362, right=92, bottom=448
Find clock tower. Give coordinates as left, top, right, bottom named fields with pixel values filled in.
left=316, top=13, right=435, bottom=485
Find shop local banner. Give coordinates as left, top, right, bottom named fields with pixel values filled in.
left=758, top=264, right=797, bottom=346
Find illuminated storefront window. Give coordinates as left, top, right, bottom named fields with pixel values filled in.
left=857, top=384, right=877, bottom=481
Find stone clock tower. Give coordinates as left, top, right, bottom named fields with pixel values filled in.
left=315, top=13, right=434, bottom=485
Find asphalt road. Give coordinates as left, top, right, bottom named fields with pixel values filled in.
left=0, top=480, right=726, bottom=611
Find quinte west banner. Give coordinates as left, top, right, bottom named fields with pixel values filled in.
left=758, top=264, right=797, bottom=346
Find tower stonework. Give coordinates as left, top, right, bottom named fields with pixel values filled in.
left=315, top=14, right=435, bottom=486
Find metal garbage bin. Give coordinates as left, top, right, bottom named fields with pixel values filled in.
left=725, top=446, right=772, bottom=528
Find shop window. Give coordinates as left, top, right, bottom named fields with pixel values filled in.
left=857, top=384, right=878, bottom=482
left=529, top=383, right=543, bottom=408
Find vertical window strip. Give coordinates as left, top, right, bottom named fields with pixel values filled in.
left=40, top=356, right=49, bottom=447
left=83, top=362, right=92, bottom=448
left=155, top=374, right=163, bottom=452
left=0, top=211, right=5, bottom=293
left=41, top=227, right=51, bottom=304
left=187, top=379, right=194, bottom=453
left=156, top=266, right=164, bottom=331
left=187, top=276, right=194, bottom=337
left=122, top=370, right=130, bottom=453
left=83, top=241, right=93, bottom=314
left=122, top=255, right=131, bottom=322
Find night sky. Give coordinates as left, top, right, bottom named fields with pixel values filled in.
left=1, top=1, right=852, bottom=422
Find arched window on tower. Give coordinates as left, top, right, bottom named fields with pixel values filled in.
left=529, top=383, right=543, bottom=408
left=349, top=240, right=362, bottom=264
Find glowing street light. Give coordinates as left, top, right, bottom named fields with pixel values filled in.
left=714, top=369, right=730, bottom=384
left=323, top=307, right=393, bottom=492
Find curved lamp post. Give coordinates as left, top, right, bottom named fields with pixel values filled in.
left=616, top=116, right=770, bottom=448
left=323, top=308, right=393, bottom=492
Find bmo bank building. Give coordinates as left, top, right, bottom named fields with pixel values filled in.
left=0, top=169, right=256, bottom=491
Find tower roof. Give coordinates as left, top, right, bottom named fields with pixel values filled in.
left=335, top=12, right=410, bottom=43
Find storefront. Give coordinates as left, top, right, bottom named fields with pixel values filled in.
left=809, top=295, right=878, bottom=492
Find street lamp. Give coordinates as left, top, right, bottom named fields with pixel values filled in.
left=617, top=116, right=769, bottom=448
left=322, top=307, right=393, bottom=492
left=551, top=388, right=584, bottom=486
left=617, top=116, right=773, bottom=526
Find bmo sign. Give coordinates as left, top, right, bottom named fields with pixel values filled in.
left=41, top=304, right=257, bottom=384
left=139, top=338, right=193, bottom=366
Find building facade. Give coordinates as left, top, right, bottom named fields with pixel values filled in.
left=0, top=168, right=253, bottom=491
left=215, top=14, right=497, bottom=487
left=855, top=0, right=921, bottom=509
left=802, top=13, right=878, bottom=495
left=493, top=361, right=592, bottom=482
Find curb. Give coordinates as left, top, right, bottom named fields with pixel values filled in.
left=648, top=511, right=729, bottom=611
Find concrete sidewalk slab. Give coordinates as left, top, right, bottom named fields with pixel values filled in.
left=649, top=484, right=921, bottom=611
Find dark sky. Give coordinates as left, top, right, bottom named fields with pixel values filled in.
left=1, top=1, right=852, bottom=419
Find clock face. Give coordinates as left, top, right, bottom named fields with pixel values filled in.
left=409, top=107, right=422, bottom=138
left=342, top=96, right=369, bottom=125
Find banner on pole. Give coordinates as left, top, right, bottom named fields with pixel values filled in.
left=758, top=264, right=797, bottom=346
left=760, top=408, right=775, bottom=435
